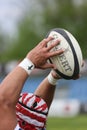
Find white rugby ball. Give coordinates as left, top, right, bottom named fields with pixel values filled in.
left=46, top=28, right=83, bottom=79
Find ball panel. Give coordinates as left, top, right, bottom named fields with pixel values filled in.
left=48, top=31, right=75, bottom=77
left=55, top=29, right=80, bottom=78
left=65, top=30, right=83, bottom=70
left=46, top=28, right=83, bottom=79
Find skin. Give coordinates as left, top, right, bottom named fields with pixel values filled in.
left=0, top=37, right=64, bottom=130
left=34, top=70, right=61, bottom=109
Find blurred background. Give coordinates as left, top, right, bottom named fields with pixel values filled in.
left=0, top=0, right=87, bottom=130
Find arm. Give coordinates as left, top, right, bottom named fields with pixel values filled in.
left=34, top=68, right=81, bottom=110
left=0, top=67, right=28, bottom=106
left=0, top=37, right=64, bottom=130
left=34, top=70, right=60, bottom=109
left=0, top=37, right=63, bottom=106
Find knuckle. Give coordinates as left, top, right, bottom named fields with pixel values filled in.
left=43, top=39, right=47, bottom=43
left=46, top=53, right=50, bottom=58
left=50, top=44, right=54, bottom=48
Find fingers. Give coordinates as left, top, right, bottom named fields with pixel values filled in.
left=82, top=60, right=85, bottom=67
left=41, top=37, right=60, bottom=50
left=51, top=69, right=62, bottom=79
left=41, top=37, right=63, bottom=56
left=28, top=36, right=64, bottom=69
left=46, top=39, right=60, bottom=51
left=40, top=37, right=54, bottom=47
left=48, top=48, right=65, bottom=57
left=40, top=37, right=63, bottom=58
left=39, top=63, right=55, bottom=69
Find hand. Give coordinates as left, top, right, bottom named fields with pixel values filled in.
left=50, top=69, right=61, bottom=80
left=51, top=60, right=85, bottom=80
left=26, top=37, right=64, bottom=69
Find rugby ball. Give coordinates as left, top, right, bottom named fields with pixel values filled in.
left=46, top=28, right=83, bottom=79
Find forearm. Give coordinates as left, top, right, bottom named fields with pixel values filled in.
left=34, top=70, right=60, bottom=109
left=34, top=77, right=56, bottom=109
left=0, top=66, right=28, bottom=106
left=0, top=37, right=63, bottom=108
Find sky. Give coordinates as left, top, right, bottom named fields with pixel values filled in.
left=0, top=0, right=84, bottom=37
left=0, top=0, right=31, bottom=36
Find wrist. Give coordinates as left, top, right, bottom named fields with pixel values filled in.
left=47, top=72, right=58, bottom=86
left=18, top=58, right=35, bottom=75
left=51, top=70, right=61, bottom=79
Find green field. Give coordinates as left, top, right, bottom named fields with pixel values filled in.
left=47, top=115, right=87, bottom=130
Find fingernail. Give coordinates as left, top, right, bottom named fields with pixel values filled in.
left=62, top=48, right=66, bottom=51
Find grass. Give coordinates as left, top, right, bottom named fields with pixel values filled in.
left=47, top=115, right=87, bottom=130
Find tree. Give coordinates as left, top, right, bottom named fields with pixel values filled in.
left=38, top=0, right=87, bottom=58
left=2, top=0, right=87, bottom=61
left=1, top=17, right=40, bottom=61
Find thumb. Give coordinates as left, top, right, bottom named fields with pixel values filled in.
left=40, top=63, right=55, bottom=69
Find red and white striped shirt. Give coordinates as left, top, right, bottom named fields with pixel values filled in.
left=16, top=93, right=48, bottom=130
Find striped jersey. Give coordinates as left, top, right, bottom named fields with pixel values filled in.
left=16, top=93, right=48, bottom=130
left=14, top=124, right=22, bottom=130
